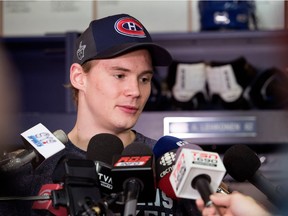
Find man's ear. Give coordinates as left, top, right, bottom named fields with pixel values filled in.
left=70, top=63, right=86, bottom=90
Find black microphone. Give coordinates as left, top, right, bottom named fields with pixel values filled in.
left=52, top=158, right=102, bottom=216
left=111, top=143, right=156, bottom=216
left=223, top=144, right=287, bottom=209
left=86, top=133, right=124, bottom=196
left=50, top=134, right=124, bottom=215
left=33, top=153, right=79, bottom=215
left=2, top=157, right=102, bottom=216
left=52, top=153, right=82, bottom=183
left=0, top=126, right=68, bottom=172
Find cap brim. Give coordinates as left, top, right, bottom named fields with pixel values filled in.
left=93, top=43, right=172, bottom=66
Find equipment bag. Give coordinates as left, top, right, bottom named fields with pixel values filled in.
left=198, top=0, right=257, bottom=30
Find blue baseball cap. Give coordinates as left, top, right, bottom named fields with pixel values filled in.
left=73, top=14, right=172, bottom=66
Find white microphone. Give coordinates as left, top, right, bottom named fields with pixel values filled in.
left=1, top=123, right=67, bottom=171
left=169, top=147, right=226, bottom=206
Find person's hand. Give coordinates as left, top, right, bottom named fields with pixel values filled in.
left=196, top=191, right=271, bottom=216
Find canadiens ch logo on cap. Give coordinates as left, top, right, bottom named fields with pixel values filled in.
left=114, top=17, right=146, bottom=38
left=77, top=41, right=86, bottom=61
left=73, top=14, right=172, bottom=66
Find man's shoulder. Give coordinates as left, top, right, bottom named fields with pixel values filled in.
left=133, top=131, right=156, bottom=149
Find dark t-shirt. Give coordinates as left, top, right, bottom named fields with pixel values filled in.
left=0, top=131, right=200, bottom=216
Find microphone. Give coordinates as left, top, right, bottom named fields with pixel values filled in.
left=41, top=158, right=105, bottom=216
left=32, top=184, right=67, bottom=216
left=47, top=134, right=124, bottom=215
left=30, top=154, right=76, bottom=215
left=21, top=123, right=67, bottom=165
left=169, top=146, right=226, bottom=207
left=154, top=136, right=216, bottom=215
left=223, top=144, right=287, bottom=209
left=86, top=133, right=124, bottom=196
left=111, top=143, right=156, bottom=216
left=52, top=153, right=82, bottom=183
left=153, top=136, right=203, bottom=199
left=156, top=149, right=177, bottom=200
left=53, top=129, right=69, bottom=144
left=53, top=158, right=102, bottom=216
left=0, top=124, right=68, bottom=171
left=153, top=135, right=202, bottom=160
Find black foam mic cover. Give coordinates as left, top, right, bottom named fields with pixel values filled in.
left=121, top=142, right=152, bottom=156
left=223, top=144, right=287, bottom=210
left=86, top=133, right=124, bottom=197
left=87, top=133, right=124, bottom=165
left=223, top=144, right=261, bottom=182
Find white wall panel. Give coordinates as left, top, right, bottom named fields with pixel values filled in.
left=3, top=1, right=93, bottom=36
left=1, top=0, right=285, bottom=36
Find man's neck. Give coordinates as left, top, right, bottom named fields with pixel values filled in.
left=68, top=125, right=136, bottom=151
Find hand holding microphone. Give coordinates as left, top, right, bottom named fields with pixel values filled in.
left=196, top=191, right=272, bottom=216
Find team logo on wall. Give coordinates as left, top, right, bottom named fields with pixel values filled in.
left=114, top=17, right=146, bottom=38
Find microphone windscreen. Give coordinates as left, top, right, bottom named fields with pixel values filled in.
left=122, top=142, right=152, bottom=155
left=153, top=136, right=202, bottom=160
left=223, top=144, right=261, bottom=182
left=153, top=136, right=185, bottom=159
left=87, top=133, right=124, bottom=165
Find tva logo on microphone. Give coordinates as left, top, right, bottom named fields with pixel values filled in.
left=114, top=156, right=151, bottom=166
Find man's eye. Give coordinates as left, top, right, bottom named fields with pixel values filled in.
left=114, top=74, right=125, bottom=79
left=140, top=77, right=152, bottom=83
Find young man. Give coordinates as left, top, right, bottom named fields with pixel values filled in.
left=64, top=13, right=171, bottom=215
left=24, top=14, right=200, bottom=215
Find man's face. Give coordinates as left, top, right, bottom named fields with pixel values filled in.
left=81, top=49, right=153, bottom=132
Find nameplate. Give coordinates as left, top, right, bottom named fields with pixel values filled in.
left=163, top=116, right=256, bottom=138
